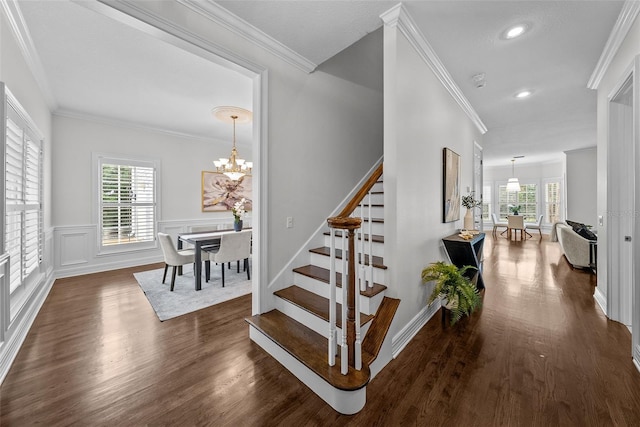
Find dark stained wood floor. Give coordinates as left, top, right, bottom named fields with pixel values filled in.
left=2, top=235, right=640, bottom=425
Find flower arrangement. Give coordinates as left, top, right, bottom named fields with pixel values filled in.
left=461, top=191, right=482, bottom=209
left=232, top=198, right=246, bottom=223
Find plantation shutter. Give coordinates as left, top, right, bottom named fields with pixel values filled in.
left=99, top=159, right=156, bottom=247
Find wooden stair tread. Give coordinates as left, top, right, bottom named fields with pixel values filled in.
left=357, top=204, right=384, bottom=208
left=274, top=286, right=374, bottom=327
left=246, top=310, right=370, bottom=391
left=370, top=191, right=384, bottom=194
left=362, top=217, right=384, bottom=223
left=362, top=297, right=401, bottom=366
left=309, top=247, right=387, bottom=269
left=293, top=265, right=387, bottom=297
left=324, top=232, right=384, bottom=244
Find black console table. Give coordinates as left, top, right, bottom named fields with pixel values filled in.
left=442, top=232, right=485, bottom=290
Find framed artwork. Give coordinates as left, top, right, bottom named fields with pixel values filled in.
left=443, top=148, right=461, bottom=223
left=201, top=171, right=253, bottom=212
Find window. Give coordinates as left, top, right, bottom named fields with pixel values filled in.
left=498, top=183, right=537, bottom=222
left=3, top=86, right=43, bottom=295
left=482, top=184, right=492, bottom=221
left=544, top=181, right=563, bottom=224
left=97, top=156, right=157, bottom=251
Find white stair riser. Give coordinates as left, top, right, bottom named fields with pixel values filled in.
left=322, top=236, right=384, bottom=256
left=370, top=182, right=384, bottom=192
left=353, top=206, right=385, bottom=218
left=363, top=221, right=384, bottom=235
left=363, top=193, right=384, bottom=205
left=308, top=253, right=386, bottom=284
left=293, top=272, right=383, bottom=315
left=273, top=298, right=372, bottom=339
left=249, top=327, right=366, bottom=415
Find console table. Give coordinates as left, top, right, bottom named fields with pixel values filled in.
left=442, top=232, right=485, bottom=290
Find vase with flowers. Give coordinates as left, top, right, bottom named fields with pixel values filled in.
left=232, top=198, right=246, bottom=231
left=461, top=191, right=481, bottom=231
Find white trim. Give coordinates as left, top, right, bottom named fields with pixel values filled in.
left=392, top=301, right=440, bottom=358
left=87, top=0, right=264, bottom=76
left=0, top=273, right=54, bottom=384
left=53, top=110, right=232, bottom=146
left=588, top=0, right=640, bottom=90
left=177, top=0, right=317, bottom=73
left=0, top=0, right=58, bottom=109
left=380, top=4, right=487, bottom=135
left=594, top=287, right=608, bottom=316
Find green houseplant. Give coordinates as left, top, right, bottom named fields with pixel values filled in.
left=508, top=204, right=521, bottom=215
left=421, top=261, right=482, bottom=325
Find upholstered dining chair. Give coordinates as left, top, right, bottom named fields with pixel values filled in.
left=205, top=230, right=252, bottom=287
left=507, top=215, right=532, bottom=240
left=157, top=232, right=195, bottom=291
left=526, top=215, right=544, bottom=238
left=491, top=213, right=508, bottom=236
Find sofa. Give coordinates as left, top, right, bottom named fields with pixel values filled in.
left=554, top=222, right=595, bottom=269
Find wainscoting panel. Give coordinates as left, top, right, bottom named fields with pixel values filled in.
left=59, top=231, right=91, bottom=267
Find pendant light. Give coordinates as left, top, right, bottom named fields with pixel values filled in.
left=507, top=159, right=521, bottom=192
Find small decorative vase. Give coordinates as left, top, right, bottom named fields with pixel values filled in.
left=234, top=220, right=243, bottom=231
left=463, top=208, right=474, bottom=231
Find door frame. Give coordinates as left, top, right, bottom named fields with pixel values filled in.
left=607, top=55, right=639, bottom=368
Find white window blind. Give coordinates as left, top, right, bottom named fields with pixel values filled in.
left=99, top=158, right=156, bottom=248
left=4, top=88, right=43, bottom=294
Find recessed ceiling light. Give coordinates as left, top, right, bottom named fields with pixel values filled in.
left=502, top=23, right=530, bottom=40
left=515, top=90, right=532, bottom=99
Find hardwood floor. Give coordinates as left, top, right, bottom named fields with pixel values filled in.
left=2, top=235, right=640, bottom=425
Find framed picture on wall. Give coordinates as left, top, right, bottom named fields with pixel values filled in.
left=201, top=171, right=253, bottom=212
left=443, top=147, right=461, bottom=223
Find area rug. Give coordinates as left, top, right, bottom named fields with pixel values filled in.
left=134, top=264, right=252, bottom=321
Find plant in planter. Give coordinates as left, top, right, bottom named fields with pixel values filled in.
left=508, top=204, right=522, bottom=215
left=232, top=198, right=246, bottom=231
left=461, top=192, right=482, bottom=230
left=421, top=261, right=482, bottom=325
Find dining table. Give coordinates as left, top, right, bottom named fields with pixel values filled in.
left=177, top=228, right=250, bottom=291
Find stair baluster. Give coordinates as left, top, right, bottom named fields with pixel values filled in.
left=328, top=230, right=337, bottom=367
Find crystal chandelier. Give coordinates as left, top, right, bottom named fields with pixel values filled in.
left=212, top=106, right=252, bottom=181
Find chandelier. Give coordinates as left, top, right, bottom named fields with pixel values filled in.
left=506, top=158, right=521, bottom=192
left=212, top=106, right=252, bottom=181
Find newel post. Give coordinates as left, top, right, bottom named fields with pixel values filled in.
left=327, top=216, right=362, bottom=367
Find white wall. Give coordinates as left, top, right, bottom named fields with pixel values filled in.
left=383, top=21, right=482, bottom=337
left=0, top=9, right=55, bottom=382
left=565, top=147, right=597, bottom=226
left=595, top=13, right=640, bottom=308
left=51, top=2, right=384, bottom=285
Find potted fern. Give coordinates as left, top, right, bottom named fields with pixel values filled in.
left=421, top=261, right=482, bottom=325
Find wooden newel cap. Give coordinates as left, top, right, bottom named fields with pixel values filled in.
left=327, top=217, right=362, bottom=230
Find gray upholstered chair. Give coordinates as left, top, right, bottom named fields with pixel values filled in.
left=205, top=230, right=251, bottom=287
left=157, top=232, right=195, bottom=291
left=526, top=214, right=544, bottom=238
left=491, top=213, right=508, bottom=236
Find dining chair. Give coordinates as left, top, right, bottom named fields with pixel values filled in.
left=507, top=215, right=532, bottom=240
left=491, top=213, right=508, bottom=236
left=205, top=230, right=252, bottom=287
left=157, top=232, right=195, bottom=291
left=526, top=215, right=544, bottom=238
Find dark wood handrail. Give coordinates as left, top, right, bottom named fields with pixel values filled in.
left=336, top=163, right=383, bottom=219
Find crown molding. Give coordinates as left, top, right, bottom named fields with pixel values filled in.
left=381, top=4, right=487, bottom=135
left=53, top=109, right=242, bottom=147
left=177, top=0, right=317, bottom=74
left=588, top=0, right=640, bottom=90
left=0, top=0, right=58, bottom=110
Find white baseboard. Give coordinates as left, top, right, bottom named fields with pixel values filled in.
left=594, top=287, right=607, bottom=316
left=0, top=273, right=55, bottom=384
left=392, top=301, right=440, bottom=358
left=634, top=346, right=640, bottom=373
left=55, top=254, right=162, bottom=279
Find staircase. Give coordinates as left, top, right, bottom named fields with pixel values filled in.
left=247, top=165, right=400, bottom=414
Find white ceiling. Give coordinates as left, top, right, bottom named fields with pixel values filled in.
left=218, top=0, right=624, bottom=167
left=18, top=0, right=254, bottom=147
left=17, top=1, right=624, bottom=167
